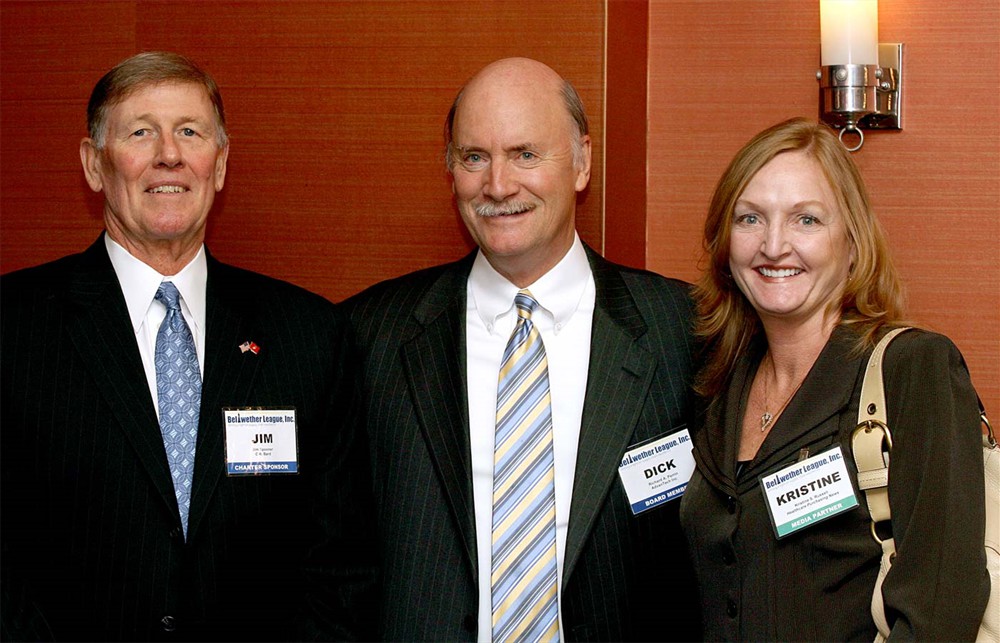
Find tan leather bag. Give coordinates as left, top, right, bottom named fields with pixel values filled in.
left=851, top=327, right=998, bottom=642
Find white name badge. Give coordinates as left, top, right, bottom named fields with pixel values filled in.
left=618, top=428, right=696, bottom=515
left=760, top=446, right=858, bottom=538
left=223, top=408, right=299, bottom=475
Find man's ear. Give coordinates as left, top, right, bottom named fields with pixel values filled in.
left=214, top=144, right=229, bottom=192
left=80, top=138, right=104, bottom=193
left=575, top=134, right=592, bottom=192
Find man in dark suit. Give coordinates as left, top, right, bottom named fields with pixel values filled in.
left=323, top=57, right=701, bottom=641
left=0, top=51, right=375, bottom=641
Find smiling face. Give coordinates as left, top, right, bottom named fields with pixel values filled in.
left=80, top=81, right=228, bottom=271
left=728, top=150, right=855, bottom=335
left=449, top=58, right=591, bottom=287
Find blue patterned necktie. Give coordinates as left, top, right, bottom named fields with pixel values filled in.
left=491, top=290, right=560, bottom=643
left=154, top=281, right=201, bottom=540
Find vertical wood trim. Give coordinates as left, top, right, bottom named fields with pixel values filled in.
left=603, top=0, right=648, bottom=269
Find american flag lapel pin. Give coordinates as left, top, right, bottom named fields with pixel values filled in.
left=239, top=340, right=261, bottom=355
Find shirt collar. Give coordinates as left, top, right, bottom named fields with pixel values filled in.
left=469, top=233, right=592, bottom=334
left=104, top=234, right=208, bottom=335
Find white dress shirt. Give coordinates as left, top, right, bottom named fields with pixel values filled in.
left=467, top=233, right=595, bottom=641
left=105, top=235, right=207, bottom=418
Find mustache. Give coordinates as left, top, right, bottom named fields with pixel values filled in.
left=474, top=200, right=535, bottom=217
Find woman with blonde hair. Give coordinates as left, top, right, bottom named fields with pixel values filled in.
left=679, top=117, right=988, bottom=640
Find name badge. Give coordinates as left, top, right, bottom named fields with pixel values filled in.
left=618, top=427, right=695, bottom=515
left=760, top=446, right=858, bottom=538
left=223, top=407, right=299, bottom=475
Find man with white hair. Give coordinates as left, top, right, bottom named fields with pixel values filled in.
left=322, top=57, right=701, bottom=641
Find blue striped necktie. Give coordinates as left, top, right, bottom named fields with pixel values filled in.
left=154, top=281, right=201, bottom=540
left=491, top=290, right=560, bottom=643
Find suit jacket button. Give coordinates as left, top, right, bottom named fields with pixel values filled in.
left=160, top=615, right=177, bottom=632
left=726, top=496, right=737, bottom=514
left=462, top=614, right=476, bottom=633
left=726, top=599, right=738, bottom=618
left=722, top=550, right=735, bottom=565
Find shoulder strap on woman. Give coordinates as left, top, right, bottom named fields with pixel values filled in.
left=851, top=327, right=912, bottom=524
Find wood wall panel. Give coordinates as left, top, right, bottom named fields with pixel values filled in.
left=7, top=0, right=994, bottom=414
left=604, top=0, right=648, bottom=269
left=1, top=0, right=605, bottom=303
left=1, top=1, right=135, bottom=266
left=647, top=0, right=1000, bottom=415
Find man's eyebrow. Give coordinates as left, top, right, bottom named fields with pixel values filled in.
left=118, top=112, right=210, bottom=126
left=451, top=142, right=538, bottom=157
left=453, top=144, right=486, bottom=155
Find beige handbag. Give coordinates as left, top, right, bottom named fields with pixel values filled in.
left=851, top=327, right=998, bottom=642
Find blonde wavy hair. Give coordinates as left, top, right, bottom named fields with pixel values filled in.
left=694, top=117, right=906, bottom=398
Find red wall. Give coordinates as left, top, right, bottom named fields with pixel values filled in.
left=3, top=0, right=996, bottom=416
left=647, top=0, right=1000, bottom=416
left=0, top=0, right=606, bottom=302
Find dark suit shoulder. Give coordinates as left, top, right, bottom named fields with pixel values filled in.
left=343, top=261, right=460, bottom=307
left=1, top=252, right=88, bottom=300
left=604, top=257, right=692, bottom=291
left=209, top=261, right=334, bottom=309
left=586, top=249, right=695, bottom=316
left=614, top=265, right=697, bottom=330
left=620, top=269, right=694, bottom=305
left=605, top=260, right=692, bottom=288
left=341, top=255, right=470, bottom=327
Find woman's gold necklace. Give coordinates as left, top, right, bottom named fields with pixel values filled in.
left=760, top=353, right=802, bottom=432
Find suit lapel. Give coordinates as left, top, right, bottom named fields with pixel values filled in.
left=400, top=257, right=479, bottom=578
left=564, top=250, right=656, bottom=579
left=187, top=257, right=263, bottom=539
left=66, top=237, right=179, bottom=518
left=691, top=348, right=756, bottom=494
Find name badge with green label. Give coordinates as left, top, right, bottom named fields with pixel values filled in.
left=760, top=446, right=858, bottom=538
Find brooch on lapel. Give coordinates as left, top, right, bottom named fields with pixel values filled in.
left=239, top=340, right=261, bottom=355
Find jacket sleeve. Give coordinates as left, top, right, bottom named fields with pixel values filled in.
left=296, top=312, right=381, bottom=641
left=880, top=331, right=990, bottom=641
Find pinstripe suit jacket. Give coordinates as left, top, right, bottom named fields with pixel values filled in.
left=338, top=245, right=702, bottom=641
left=1, top=236, right=375, bottom=642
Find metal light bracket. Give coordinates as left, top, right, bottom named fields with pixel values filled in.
left=818, top=43, right=902, bottom=151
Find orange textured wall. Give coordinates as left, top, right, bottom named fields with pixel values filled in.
left=0, top=0, right=605, bottom=302
left=647, top=0, right=1000, bottom=416
left=4, top=1, right=996, bottom=415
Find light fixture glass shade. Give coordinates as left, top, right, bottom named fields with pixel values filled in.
left=821, top=0, right=878, bottom=66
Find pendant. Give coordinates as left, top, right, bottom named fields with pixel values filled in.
left=760, top=412, right=773, bottom=432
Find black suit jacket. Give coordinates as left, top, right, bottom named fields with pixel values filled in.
left=331, top=245, right=702, bottom=641
left=1, top=236, right=375, bottom=641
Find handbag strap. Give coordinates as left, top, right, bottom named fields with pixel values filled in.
left=983, top=397, right=997, bottom=449
left=852, top=327, right=912, bottom=528
left=852, top=327, right=912, bottom=641
left=851, top=327, right=995, bottom=642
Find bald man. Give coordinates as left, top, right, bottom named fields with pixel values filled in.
left=313, top=58, right=701, bottom=641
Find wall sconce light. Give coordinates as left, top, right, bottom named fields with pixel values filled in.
left=817, top=0, right=902, bottom=151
